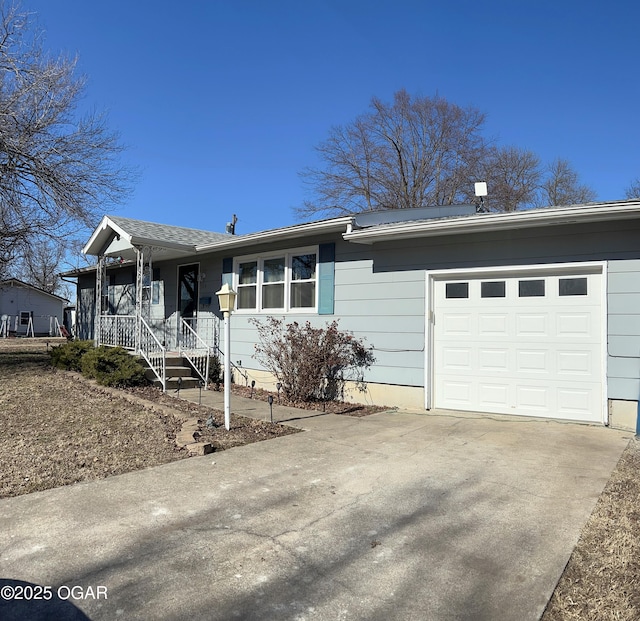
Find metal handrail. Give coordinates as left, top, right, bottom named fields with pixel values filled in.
left=98, top=315, right=136, bottom=349
left=179, top=318, right=211, bottom=387
left=139, top=316, right=166, bottom=392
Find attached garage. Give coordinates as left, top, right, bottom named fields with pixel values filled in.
left=428, top=263, right=605, bottom=423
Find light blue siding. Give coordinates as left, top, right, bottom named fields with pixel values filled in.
left=607, top=260, right=640, bottom=400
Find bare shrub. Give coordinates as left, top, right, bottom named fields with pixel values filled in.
left=251, top=318, right=375, bottom=403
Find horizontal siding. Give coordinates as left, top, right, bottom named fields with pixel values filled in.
left=607, top=260, right=640, bottom=401
left=608, top=336, right=640, bottom=358
left=333, top=243, right=426, bottom=386
left=608, top=378, right=640, bottom=401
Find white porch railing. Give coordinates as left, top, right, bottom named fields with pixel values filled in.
left=182, top=316, right=220, bottom=350
left=179, top=318, right=211, bottom=387
left=98, top=315, right=136, bottom=350
left=94, top=313, right=220, bottom=392
left=139, top=317, right=166, bottom=392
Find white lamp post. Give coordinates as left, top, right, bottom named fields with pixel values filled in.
left=216, top=283, right=237, bottom=431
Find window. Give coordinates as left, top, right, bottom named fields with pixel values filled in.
left=445, top=282, right=469, bottom=299
left=519, top=279, right=545, bottom=297
left=237, top=261, right=257, bottom=309
left=234, top=249, right=317, bottom=312
left=481, top=281, right=506, bottom=298
left=291, top=253, right=316, bottom=308
left=559, top=277, right=587, bottom=296
left=262, top=257, right=285, bottom=308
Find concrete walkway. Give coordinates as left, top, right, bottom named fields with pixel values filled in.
left=0, top=392, right=632, bottom=621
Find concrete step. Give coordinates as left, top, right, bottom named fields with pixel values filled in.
left=144, top=366, right=195, bottom=381
left=153, top=376, right=203, bottom=390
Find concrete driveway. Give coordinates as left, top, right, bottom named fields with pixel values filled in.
left=0, top=406, right=631, bottom=621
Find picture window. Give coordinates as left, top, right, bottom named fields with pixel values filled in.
left=234, top=249, right=317, bottom=312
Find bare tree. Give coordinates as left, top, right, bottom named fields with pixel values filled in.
left=625, top=178, right=640, bottom=199
left=480, top=146, right=541, bottom=212
left=299, top=90, right=599, bottom=217
left=0, top=1, right=133, bottom=271
left=17, top=236, right=67, bottom=293
left=538, top=158, right=596, bottom=206
left=299, top=90, right=488, bottom=217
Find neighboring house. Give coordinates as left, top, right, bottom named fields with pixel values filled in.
left=69, top=201, right=640, bottom=432
left=0, top=279, right=68, bottom=336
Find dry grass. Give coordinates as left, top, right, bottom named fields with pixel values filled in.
left=0, top=338, right=297, bottom=499
left=0, top=338, right=187, bottom=498
left=542, top=437, right=640, bottom=620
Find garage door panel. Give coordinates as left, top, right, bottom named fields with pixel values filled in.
left=516, top=385, right=548, bottom=411
left=442, top=313, right=472, bottom=335
left=434, top=269, right=603, bottom=422
left=441, top=380, right=472, bottom=405
left=516, top=314, right=548, bottom=336
left=557, top=350, right=594, bottom=375
left=479, top=314, right=509, bottom=335
left=516, top=350, right=548, bottom=373
left=478, top=348, right=509, bottom=371
left=556, top=313, right=593, bottom=337
left=478, top=383, right=509, bottom=407
left=557, top=388, right=593, bottom=419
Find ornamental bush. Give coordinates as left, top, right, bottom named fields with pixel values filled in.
left=49, top=340, right=95, bottom=371
left=208, top=353, right=223, bottom=389
left=251, top=318, right=375, bottom=403
left=80, top=345, right=148, bottom=388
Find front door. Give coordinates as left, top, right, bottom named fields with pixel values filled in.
left=178, top=264, right=199, bottom=319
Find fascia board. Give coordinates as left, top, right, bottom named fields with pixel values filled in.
left=342, top=201, right=640, bottom=244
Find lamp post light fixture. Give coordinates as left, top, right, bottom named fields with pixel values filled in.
left=216, top=283, right=237, bottom=431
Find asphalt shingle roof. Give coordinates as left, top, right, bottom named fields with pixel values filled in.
left=109, top=216, right=231, bottom=248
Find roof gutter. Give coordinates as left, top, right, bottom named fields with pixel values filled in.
left=342, top=201, right=640, bottom=244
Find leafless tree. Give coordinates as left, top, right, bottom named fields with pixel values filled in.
left=538, top=158, right=596, bottom=206
left=298, top=90, right=488, bottom=217
left=0, top=1, right=133, bottom=271
left=17, top=236, right=67, bottom=293
left=479, top=146, right=541, bottom=212
left=299, top=90, right=599, bottom=216
left=625, top=178, right=640, bottom=199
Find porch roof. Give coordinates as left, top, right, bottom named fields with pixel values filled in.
left=83, top=215, right=232, bottom=260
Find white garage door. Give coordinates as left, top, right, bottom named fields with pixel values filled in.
left=433, top=268, right=603, bottom=422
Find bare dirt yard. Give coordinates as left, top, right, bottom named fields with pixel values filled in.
left=0, top=338, right=638, bottom=619
left=0, top=338, right=296, bottom=498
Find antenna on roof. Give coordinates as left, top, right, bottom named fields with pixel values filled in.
left=225, top=214, right=238, bottom=235
left=474, top=182, right=488, bottom=213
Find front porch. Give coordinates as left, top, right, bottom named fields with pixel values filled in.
left=81, top=216, right=233, bottom=392
left=96, top=313, right=221, bottom=392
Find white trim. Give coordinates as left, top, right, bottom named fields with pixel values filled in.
left=424, top=261, right=607, bottom=423
left=232, top=245, right=319, bottom=314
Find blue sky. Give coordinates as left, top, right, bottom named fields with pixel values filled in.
left=26, top=0, right=640, bottom=239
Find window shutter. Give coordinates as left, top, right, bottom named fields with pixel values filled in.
left=318, top=243, right=335, bottom=315
left=222, top=257, right=233, bottom=286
